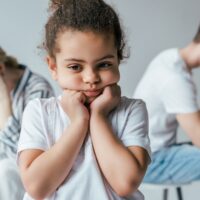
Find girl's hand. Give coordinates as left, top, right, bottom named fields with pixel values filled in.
left=90, top=84, right=121, bottom=116
left=60, top=90, right=90, bottom=123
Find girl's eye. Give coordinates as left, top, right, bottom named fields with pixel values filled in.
left=67, top=65, right=81, bottom=71
left=97, top=62, right=112, bottom=69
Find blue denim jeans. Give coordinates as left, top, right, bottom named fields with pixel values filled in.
left=143, top=143, right=200, bottom=184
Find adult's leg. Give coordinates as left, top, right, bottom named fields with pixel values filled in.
left=143, top=144, right=200, bottom=184
left=0, top=156, right=25, bottom=200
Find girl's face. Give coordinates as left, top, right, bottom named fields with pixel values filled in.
left=47, top=30, right=120, bottom=102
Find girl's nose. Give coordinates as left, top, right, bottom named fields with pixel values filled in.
left=83, top=69, right=100, bottom=84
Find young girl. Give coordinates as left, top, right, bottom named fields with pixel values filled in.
left=17, top=0, right=151, bottom=199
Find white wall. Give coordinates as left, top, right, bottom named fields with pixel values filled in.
left=0, top=0, right=200, bottom=97
left=0, top=0, right=200, bottom=199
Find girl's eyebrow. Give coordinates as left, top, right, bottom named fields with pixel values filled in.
left=64, top=55, right=115, bottom=63
left=95, top=55, right=115, bottom=62
left=64, top=58, right=85, bottom=63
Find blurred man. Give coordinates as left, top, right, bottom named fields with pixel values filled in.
left=134, top=25, right=200, bottom=184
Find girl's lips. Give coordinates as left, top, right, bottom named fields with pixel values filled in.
left=84, top=89, right=102, bottom=97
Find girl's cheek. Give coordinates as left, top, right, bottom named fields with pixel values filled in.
left=58, top=77, right=79, bottom=90
left=106, top=72, right=120, bottom=85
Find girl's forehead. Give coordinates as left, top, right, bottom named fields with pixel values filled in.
left=56, top=30, right=117, bottom=53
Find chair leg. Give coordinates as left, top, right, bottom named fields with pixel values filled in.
left=176, top=187, right=183, bottom=200
left=163, top=188, right=168, bottom=200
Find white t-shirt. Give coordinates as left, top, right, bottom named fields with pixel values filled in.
left=17, top=96, right=150, bottom=200
left=134, top=48, right=199, bottom=153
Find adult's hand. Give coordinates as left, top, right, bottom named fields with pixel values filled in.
left=0, top=75, right=12, bottom=130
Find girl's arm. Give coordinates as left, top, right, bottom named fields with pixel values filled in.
left=19, top=119, right=88, bottom=200
left=90, top=85, right=150, bottom=197
left=19, top=90, right=89, bottom=199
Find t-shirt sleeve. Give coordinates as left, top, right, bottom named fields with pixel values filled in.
left=160, top=74, right=199, bottom=113
left=120, top=99, right=151, bottom=158
left=17, top=99, right=49, bottom=157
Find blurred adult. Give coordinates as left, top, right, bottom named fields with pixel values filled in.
left=0, top=47, right=54, bottom=199
left=134, top=25, right=200, bottom=184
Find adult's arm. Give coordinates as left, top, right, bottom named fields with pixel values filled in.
left=0, top=76, right=12, bottom=129
left=160, top=74, right=200, bottom=147
left=0, top=78, right=54, bottom=154
left=176, top=111, right=200, bottom=147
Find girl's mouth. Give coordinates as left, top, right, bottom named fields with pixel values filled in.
left=84, top=89, right=102, bottom=97
left=83, top=89, right=103, bottom=105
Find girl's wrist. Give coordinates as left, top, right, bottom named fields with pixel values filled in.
left=90, top=111, right=108, bottom=122
left=71, top=117, right=89, bottom=129
left=91, top=106, right=110, bottom=117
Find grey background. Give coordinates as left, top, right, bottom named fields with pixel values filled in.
left=0, top=0, right=200, bottom=199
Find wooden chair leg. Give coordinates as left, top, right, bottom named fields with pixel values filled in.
left=163, top=188, right=168, bottom=200
left=176, top=187, right=183, bottom=200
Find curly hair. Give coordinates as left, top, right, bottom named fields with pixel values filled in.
left=44, top=0, right=127, bottom=61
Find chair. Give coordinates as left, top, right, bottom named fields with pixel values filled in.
left=139, top=182, right=191, bottom=200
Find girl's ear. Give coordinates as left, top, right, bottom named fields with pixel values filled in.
left=46, top=56, right=57, bottom=80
